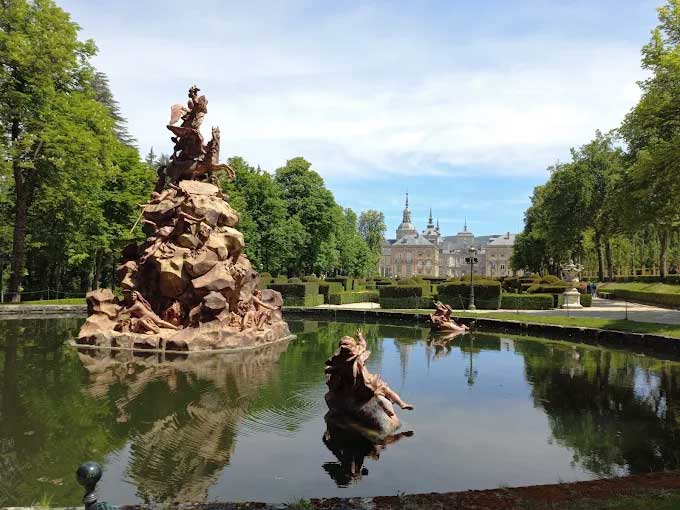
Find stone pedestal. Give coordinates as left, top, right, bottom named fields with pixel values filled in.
left=560, top=288, right=583, bottom=309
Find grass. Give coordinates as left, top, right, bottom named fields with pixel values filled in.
left=519, top=488, right=680, bottom=509
left=0, top=297, right=85, bottom=305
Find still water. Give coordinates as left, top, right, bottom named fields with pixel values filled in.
left=2, top=316, right=680, bottom=506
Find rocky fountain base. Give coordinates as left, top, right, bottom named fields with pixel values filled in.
left=76, top=86, right=290, bottom=353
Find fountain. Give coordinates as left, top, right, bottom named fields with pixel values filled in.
left=76, top=86, right=290, bottom=352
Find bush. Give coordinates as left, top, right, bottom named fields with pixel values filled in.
left=318, top=281, right=344, bottom=303
left=601, top=275, right=680, bottom=285
left=302, top=275, right=321, bottom=282
left=501, top=293, right=554, bottom=310
left=288, top=277, right=302, bottom=283
left=599, top=288, right=680, bottom=308
left=282, top=294, right=324, bottom=307
left=269, top=282, right=319, bottom=298
left=326, top=276, right=353, bottom=291
left=379, top=296, right=435, bottom=309
left=540, top=275, right=561, bottom=284
left=329, top=290, right=379, bottom=305
left=556, top=293, right=592, bottom=308
left=438, top=279, right=502, bottom=309
left=379, top=285, right=424, bottom=298
left=273, top=275, right=288, bottom=284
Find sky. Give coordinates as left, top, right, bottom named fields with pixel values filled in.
left=59, top=0, right=659, bottom=237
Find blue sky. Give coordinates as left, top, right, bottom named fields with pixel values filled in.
left=60, top=0, right=659, bottom=236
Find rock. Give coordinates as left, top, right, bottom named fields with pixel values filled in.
left=176, top=232, right=200, bottom=250
left=117, top=260, right=139, bottom=291
left=179, top=180, right=219, bottom=196
left=191, top=262, right=235, bottom=292
left=158, top=253, right=186, bottom=297
left=188, top=194, right=239, bottom=227
left=184, top=250, right=218, bottom=277
left=203, top=291, right=227, bottom=311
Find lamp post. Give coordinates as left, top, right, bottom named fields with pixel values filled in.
left=465, top=247, right=478, bottom=311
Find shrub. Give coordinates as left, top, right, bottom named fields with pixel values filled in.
left=326, top=276, right=353, bottom=291
left=438, top=279, right=502, bottom=309
left=329, top=290, right=380, bottom=305
left=540, top=275, right=561, bottom=284
left=273, top=275, right=288, bottom=284
left=379, top=296, right=436, bottom=309
left=556, top=293, right=592, bottom=308
left=269, top=282, right=319, bottom=298
left=282, top=294, right=324, bottom=307
left=302, top=275, right=321, bottom=282
left=599, top=288, right=680, bottom=308
left=318, top=281, right=344, bottom=303
left=601, top=275, right=680, bottom=285
left=379, top=285, right=424, bottom=298
left=501, top=293, right=554, bottom=310
left=288, top=277, right=302, bottom=283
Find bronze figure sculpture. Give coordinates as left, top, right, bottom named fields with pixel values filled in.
left=429, top=300, right=469, bottom=333
left=77, top=86, right=290, bottom=352
left=324, top=330, right=413, bottom=437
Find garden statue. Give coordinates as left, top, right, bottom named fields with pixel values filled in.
left=77, top=86, right=290, bottom=352
left=559, top=259, right=584, bottom=309
left=429, top=300, right=469, bottom=332
left=324, top=330, right=413, bottom=437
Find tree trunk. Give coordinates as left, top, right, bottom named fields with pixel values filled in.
left=660, top=227, right=669, bottom=280
left=93, top=250, right=103, bottom=290
left=595, top=231, right=604, bottom=281
left=605, top=239, right=614, bottom=280
left=9, top=170, right=28, bottom=303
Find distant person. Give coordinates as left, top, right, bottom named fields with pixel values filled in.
left=586, top=282, right=592, bottom=295
left=591, top=282, right=597, bottom=297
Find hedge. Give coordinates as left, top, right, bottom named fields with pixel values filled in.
left=283, top=294, right=324, bottom=307
left=329, top=290, right=380, bottom=305
left=601, top=275, right=680, bottom=285
left=379, top=296, right=436, bottom=309
left=379, top=285, right=424, bottom=298
left=318, top=281, right=344, bottom=303
left=599, top=288, right=680, bottom=308
left=438, top=279, right=502, bottom=309
left=269, top=282, right=319, bottom=298
left=557, top=293, right=592, bottom=308
left=501, top=293, right=554, bottom=310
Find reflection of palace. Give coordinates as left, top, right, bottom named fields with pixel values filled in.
left=380, top=194, right=518, bottom=278
left=77, top=342, right=291, bottom=503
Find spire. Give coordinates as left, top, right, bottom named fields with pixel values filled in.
left=405, top=192, right=409, bottom=208
left=429, top=208, right=433, bottom=223
left=464, top=217, right=468, bottom=232
left=436, top=218, right=440, bottom=232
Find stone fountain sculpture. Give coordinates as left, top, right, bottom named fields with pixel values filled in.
left=324, top=330, right=413, bottom=438
left=429, top=300, right=469, bottom=333
left=77, top=86, right=290, bottom=352
left=560, top=259, right=584, bottom=309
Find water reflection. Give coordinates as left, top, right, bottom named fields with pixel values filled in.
left=77, top=342, right=292, bottom=503
left=4, top=318, right=680, bottom=506
left=321, top=424, right=413, bottom=486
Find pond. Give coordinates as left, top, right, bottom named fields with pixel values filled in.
left=2, top=316, right=680, bottom=506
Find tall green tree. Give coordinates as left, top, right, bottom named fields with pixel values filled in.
left=358, top=209, right=386, bottom=274
left=274, top=157, right=336, bottom=274
left=620, top=0, right=680, bottom=278
left=0, top=0, right=97, bottom=300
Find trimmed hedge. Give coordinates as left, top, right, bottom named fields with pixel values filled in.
left=379, top=285, right=424, bottom=298
left=318, top=281, right=344, bottom=303
left=438, top=279, right=502, bottom=309
left=557, top=293, right=592, bottom=308
left=379, top=296, right=436, bottom=309
left=601, top=275, right=680, bottom=285
left=599, top=288, right=680, bottom=308
left=269, top=282, right=319, bottom=298
left=283, top=294, right=324, bottom=307
left=329, top=290, right=379, bottom=305
left=501, top=293, right=554, bottom=310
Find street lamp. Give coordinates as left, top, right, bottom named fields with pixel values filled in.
left=465, top=247, right=478, bottom=311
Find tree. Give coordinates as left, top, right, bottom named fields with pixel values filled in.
left=0, top=0, right=97, bottom=301
left=274, top=157, right=336, bottom=274
left=619, top=0, right=680, bottom=279
left=358, top=209, right=386, bottom=274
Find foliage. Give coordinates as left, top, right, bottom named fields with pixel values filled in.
left=378, top=296, right=435, bottom=309
left=379, top=285, right=424, bottom=298
left=438, top=279, right=502, bottom=309
left=268, top=282, right=319, bottom=298
left=357, top=209, right=386, bottom=273
left=501, top=293, right=554, bottom=310
left=328, top=290, right=379, bottom=305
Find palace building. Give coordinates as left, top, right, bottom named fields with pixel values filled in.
left=380, top=194, right=518, bottom=278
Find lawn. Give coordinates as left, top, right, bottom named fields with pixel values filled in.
left=599, top=282, right=680, bottom=294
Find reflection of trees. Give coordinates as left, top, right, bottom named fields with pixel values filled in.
left=517, top=341, right=680, bottom=476
left=0, top=318, right=122, bottom=507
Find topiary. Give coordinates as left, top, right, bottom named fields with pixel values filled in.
left=540, top=275, right=561, bottom=284
left=288, top=277, right=302, bottom=283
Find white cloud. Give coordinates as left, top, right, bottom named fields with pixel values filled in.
left=66, top=1, right=648, bottom=180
